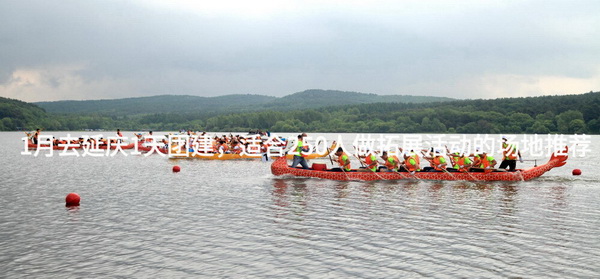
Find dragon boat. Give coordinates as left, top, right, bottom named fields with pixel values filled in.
left=271, top=147, right=568, bottom=181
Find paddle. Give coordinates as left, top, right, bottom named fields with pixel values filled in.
left=325, top=145, right=335, bottom=165
left=398, top=163, right=420, bottom=180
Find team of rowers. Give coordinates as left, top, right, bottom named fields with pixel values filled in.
left=292, top=134, right=522, bottom=173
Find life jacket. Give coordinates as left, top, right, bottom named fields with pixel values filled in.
left=479, top=155, right=494, bottom=168
left=231, top=143, right=242, bottom=154
left=337, top=153, right=352, bottom=171
left=365, top=154, right=378, bottom=172
left=404, top=154, right=420, bottom=172
left=457, top=156, right=472, bottom=172
left=502, top=143, right=518, bottom=160
left=219, top=144, right=229, bottom=153
left=449, top=152, right=460, bottom=169
left=296, top=140, right=308, bottom=157
left=385, top=155, right=400, bottom=170
left=432, top=156, right=446, bottom=171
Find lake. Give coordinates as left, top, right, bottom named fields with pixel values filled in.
left=1, top=132, right=599, bottom=278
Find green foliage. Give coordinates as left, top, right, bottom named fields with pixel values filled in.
left=3, top=91, right=600, bottom=134
left=35, top=89, right=453, bottom=116
left=0, top=97, right=48, bottom=131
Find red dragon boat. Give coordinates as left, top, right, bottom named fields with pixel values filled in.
left=271, top=147, right=568, bottom=181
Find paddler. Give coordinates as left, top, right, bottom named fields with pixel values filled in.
left=472, top=150, right=497, bottom=172
left=422, top=149, right=447, bottom=172
left=334, top=147, right=352, bottom=172
left=400, top=149, right=420, bottom=173
left=357, top=149, right=379, bottom=172
left=455, top=152, right=473, bottom=172
left=381, top=151, right=400, bottom=172
left=445, top=145, right=461, bottom=171
left=499, top=136, right=522, bottom=171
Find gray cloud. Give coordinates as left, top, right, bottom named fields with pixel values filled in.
left=1, top=0, right=599, bottom=102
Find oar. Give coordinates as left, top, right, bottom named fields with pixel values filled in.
left=399, top=162, right=420, bottom=180
left=521, top=159, right=538, bottom=167
left=459, top=168, right=480, bottom=181
left=325, top=145, right=335, bottom=165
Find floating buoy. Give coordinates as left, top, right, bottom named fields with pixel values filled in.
left=173, top=165, right=181, bottom=173
left=65, top=193, right=80, bottom=206
left=572, top=169, right=582, bottom=176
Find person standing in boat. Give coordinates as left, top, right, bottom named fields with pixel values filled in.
left=290, top=134, right=309, bottom=169
left=499, top=136, right=522, bottom=171
left=32, top=128, right=41, bottom=144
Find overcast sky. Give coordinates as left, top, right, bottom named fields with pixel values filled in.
left=1, top=0, right=599, bottom=102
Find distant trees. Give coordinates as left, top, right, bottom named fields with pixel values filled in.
left=3, top=92, right=600, bottom=134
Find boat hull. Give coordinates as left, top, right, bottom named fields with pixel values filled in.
left=271, top=147, right=568, bottom=181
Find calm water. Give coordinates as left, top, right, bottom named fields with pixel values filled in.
left=1, top=132, right=599, bottom=278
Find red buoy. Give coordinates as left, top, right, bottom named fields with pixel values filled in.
left=65, top=193, right=80, bottom=206
left=173, top=165, right=181, bottom=173
left=572, top=169, right=582, bottom=176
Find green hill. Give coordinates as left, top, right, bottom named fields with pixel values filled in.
left=263, top=89, right=453, bottom=110
left=0, top=97, right=48, bottom=131
left=198, top=91, right=600, bottom=134
left=35, top=94, right=278, bottom=116
left=11, top=90, right=600, bottom=134
left=35, top=89, right=453, bottom=116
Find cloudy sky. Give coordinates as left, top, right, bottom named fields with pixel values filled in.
left=1, top=0, right=599, bottom=102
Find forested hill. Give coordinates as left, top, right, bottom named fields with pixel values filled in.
left=34, top=89, right=453, bottom=115
left=6, top=91, right=600, bottom=134
left=261, top=90, right=454, bottom=110
left=34, top=94, right=278, bottom=115
left=199, top=91, right=600, bottom=134
left=0, top=96, right=48, bottom=130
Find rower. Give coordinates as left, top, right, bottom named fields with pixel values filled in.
left=363, top=150, right=379, bottom=172
left=422, top=149, right=447, bottom=172
left=334, top=147, right=352, bottom=172
left=472, top=150, right=497, bottom=172
left=381, top=151, right=400, bottom=172
left=445, top=145, right=461, bottom=171
left=401, top=149, right=420, bottom=173
left=455, top=152, right=473, bottom=172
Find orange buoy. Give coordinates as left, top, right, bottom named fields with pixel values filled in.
left=65, top=193, right=80, bottom=206
left=173, top=165, right=181, bottom=173
left=572, top=169, right=582, bottom=176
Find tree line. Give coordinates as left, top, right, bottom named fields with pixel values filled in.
left=2, top=91, right=599, bottom=134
